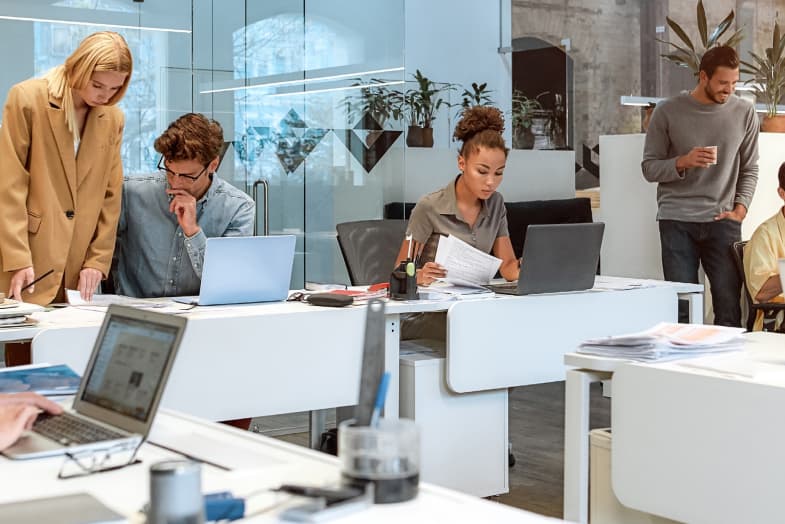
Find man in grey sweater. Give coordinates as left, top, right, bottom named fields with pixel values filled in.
left=642, top=46, right=759, bottom=326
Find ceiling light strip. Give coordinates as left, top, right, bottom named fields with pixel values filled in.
left=200, top=66, right=405, bottom=94
left=0, top=15, right=191, bottom=33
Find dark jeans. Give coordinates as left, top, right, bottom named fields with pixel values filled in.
left=659, top=219, right=742, bottom=327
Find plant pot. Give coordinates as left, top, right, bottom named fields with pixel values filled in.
left=406, top=125, right=434, bottom=147
left=513, top=126, right=535, bottom=149
left=761, top=115, right=785, bottom=132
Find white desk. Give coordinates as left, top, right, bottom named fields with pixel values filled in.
left=562, top=331, right=784, bottom=524
left=611, top=331, right=785, bottom=524
left=0, top=408, right=562, bottom=523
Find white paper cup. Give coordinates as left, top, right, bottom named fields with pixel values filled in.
left=705, top=145, right=718, bottom=165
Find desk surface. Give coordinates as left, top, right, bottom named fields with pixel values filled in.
left=0, top=409, right=561, bottom=523
left=612, top=331, right=785, bottom=524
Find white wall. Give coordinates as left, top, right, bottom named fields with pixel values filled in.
left=404, top=0, right=512, bottom=148
left=599, top=133, right=785, bottom=281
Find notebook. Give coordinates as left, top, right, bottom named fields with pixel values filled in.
left=487, top=222, right=605, bottom=295
left=2, top=305, right=187, bottom=459
left=174, top=235, right=296, bottom=306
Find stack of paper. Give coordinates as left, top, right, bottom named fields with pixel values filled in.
left=421, top=235, right=501, bottom=299
left=0, top=300, right=44, bottom=328
left=577, top=322, right=746, bottom=361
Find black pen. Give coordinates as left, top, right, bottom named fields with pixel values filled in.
left=20, top=269, right=54, bottom=292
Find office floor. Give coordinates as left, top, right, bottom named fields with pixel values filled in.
left=255, top=381, right=611, bottom=519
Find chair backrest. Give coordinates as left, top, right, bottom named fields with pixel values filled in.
left=731, top=240, right=755, bottom=331
left=504, top=198, right=593, bottom=259
left=336, top=219, right=408, bottom=285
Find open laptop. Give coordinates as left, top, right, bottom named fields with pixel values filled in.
left=487, top=222, right=605, bottom=295
left=174, top=235, right=296, bottom=306
left=3, top=305, right=187, bottom=459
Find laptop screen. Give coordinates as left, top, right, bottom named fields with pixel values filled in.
left=80, top=315, right=180, bottom=423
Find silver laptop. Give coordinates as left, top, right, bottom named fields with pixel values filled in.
left=487, top=222, right=605, bottom=295
left=3, top=305, right=187, bottom=459
left=174, top=235, right=296, bottom=306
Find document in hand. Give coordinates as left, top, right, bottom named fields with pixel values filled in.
left=434, top=235, right=502, bottom=285
left=0, top=363, right=80, bottom=395
left=578, top=322, right=746, bottom=361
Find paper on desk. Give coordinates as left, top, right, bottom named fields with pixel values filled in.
left=65, top=290, right=192, bottom=313
left=434, top=235, right=501, bottom=285
left=592, top=276, right=657, bottom=291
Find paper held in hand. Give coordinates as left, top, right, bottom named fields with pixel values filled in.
left=434, top=235, right=502, bottom=286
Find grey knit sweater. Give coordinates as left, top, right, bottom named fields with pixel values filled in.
left=641, top=93, right=759, bottom=222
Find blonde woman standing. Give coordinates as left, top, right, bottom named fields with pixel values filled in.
left=0, top=31, right=132, bottom=306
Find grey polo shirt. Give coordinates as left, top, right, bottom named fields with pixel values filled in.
left=407, top=176, right=509, bottom=263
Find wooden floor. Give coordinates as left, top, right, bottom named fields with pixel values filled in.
left=254, top=380, right=611, bottom=519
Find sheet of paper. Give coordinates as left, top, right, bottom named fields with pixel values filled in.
left=65, top=290, right=192, bottom=313
left=434, top=235, right=502, bottom=285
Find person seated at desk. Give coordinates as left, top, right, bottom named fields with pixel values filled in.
left=395, top=106, right=519, bottom=339
left=743, top=162, right=785, bottom=331
left=113, top=113, right=255, bottom=298
left=0, top=393, right=62, bottom=451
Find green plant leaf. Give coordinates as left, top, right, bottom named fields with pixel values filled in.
left=707, top=11, right=734, bottom=47
left=697, top=0, right=708, bottom=47
left=723, top=29, right=744, bottom=49
left=666, top=17, right=695, bottom=51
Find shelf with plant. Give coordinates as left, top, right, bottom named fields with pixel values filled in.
left=741, top=22, right=785, bottom=132
left=401, top=69, right=455, bottom=148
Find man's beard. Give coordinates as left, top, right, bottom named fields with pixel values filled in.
left=704, top=85, right=730, bottom=104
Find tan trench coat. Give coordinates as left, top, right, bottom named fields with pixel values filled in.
left=0, top=78, right=123, bottom=305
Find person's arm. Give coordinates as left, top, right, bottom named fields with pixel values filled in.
left=744, top=227, right=780, bottom=303
left=183, top=197, right=255, bottom=278
left=641, top=105, right=713, bottom=183
left=755, top=275, right=783, bottom=303
left=80, top=113, right=125, bottom=301
left=0, top=392, right=63, bottom=451
left=493, top=236, right=520, bottom=281
left=732, top=104, right=760, bottom=216
left=394, top=204, right=445, bottom=286
left=0, top=85, right=36, bottom=296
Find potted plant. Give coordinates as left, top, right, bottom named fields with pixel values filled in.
left=460, top=82, right=495, bottom=109
left=657, top=0, right=743, bottom=75
left=510, top=90, right=544, bottom=149
left=402, top=69, right=454, bottom=147
left=341, top=78, right=404, bottom=145
left=741, top=22, right=785, bottom=132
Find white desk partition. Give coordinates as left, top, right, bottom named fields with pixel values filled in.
left=612, top=332, right=785, bottom=524
left=33, top=305, right=368, bottom=421
left=446, top=286, right=677, bottom=393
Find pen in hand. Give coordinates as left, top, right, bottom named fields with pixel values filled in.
left=20, top=269, right=55, bottom=293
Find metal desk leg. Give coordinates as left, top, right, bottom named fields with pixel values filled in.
left=382, top=313, right=400, bottom=419
left=564, top=368, right=611, bottom=523
left=679, top=291, right=704, bottom=324
left=309, top=409, right=327, bottom=449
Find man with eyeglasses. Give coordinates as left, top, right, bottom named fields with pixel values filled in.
left=113, top=113, right=254, bottom=298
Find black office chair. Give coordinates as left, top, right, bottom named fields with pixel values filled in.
left=731, top=240, right=785, bottom=332
left=336, top=219, right=408, bottom=285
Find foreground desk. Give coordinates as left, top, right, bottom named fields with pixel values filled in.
left=563, top=331, right=783, bottom=524
left=0, top=408, right=562, bottom=523
left=612, top=331, right=785, bottom=524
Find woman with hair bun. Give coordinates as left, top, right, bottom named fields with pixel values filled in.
left=395, top=105, right=520, bottom=284
left=0, top=31, right=132, bottom=306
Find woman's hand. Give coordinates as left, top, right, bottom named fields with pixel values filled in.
left=417, top=262, right=447, bottom=286
left=78, top=268, right=103, bottom=302
left=8, top=267, right=34, bottom=300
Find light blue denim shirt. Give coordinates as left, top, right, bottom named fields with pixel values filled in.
left=114, top=172, right=255, bottom=298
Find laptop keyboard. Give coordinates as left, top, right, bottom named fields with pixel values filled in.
left=33, top=412, right=126, bottom=446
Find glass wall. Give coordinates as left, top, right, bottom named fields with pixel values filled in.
left=0, top=0, right=405, bottom=287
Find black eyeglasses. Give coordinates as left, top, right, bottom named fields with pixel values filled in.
left=58, top=441, right=143, bottom=479
left=157, top=157, right=209, bottom=182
